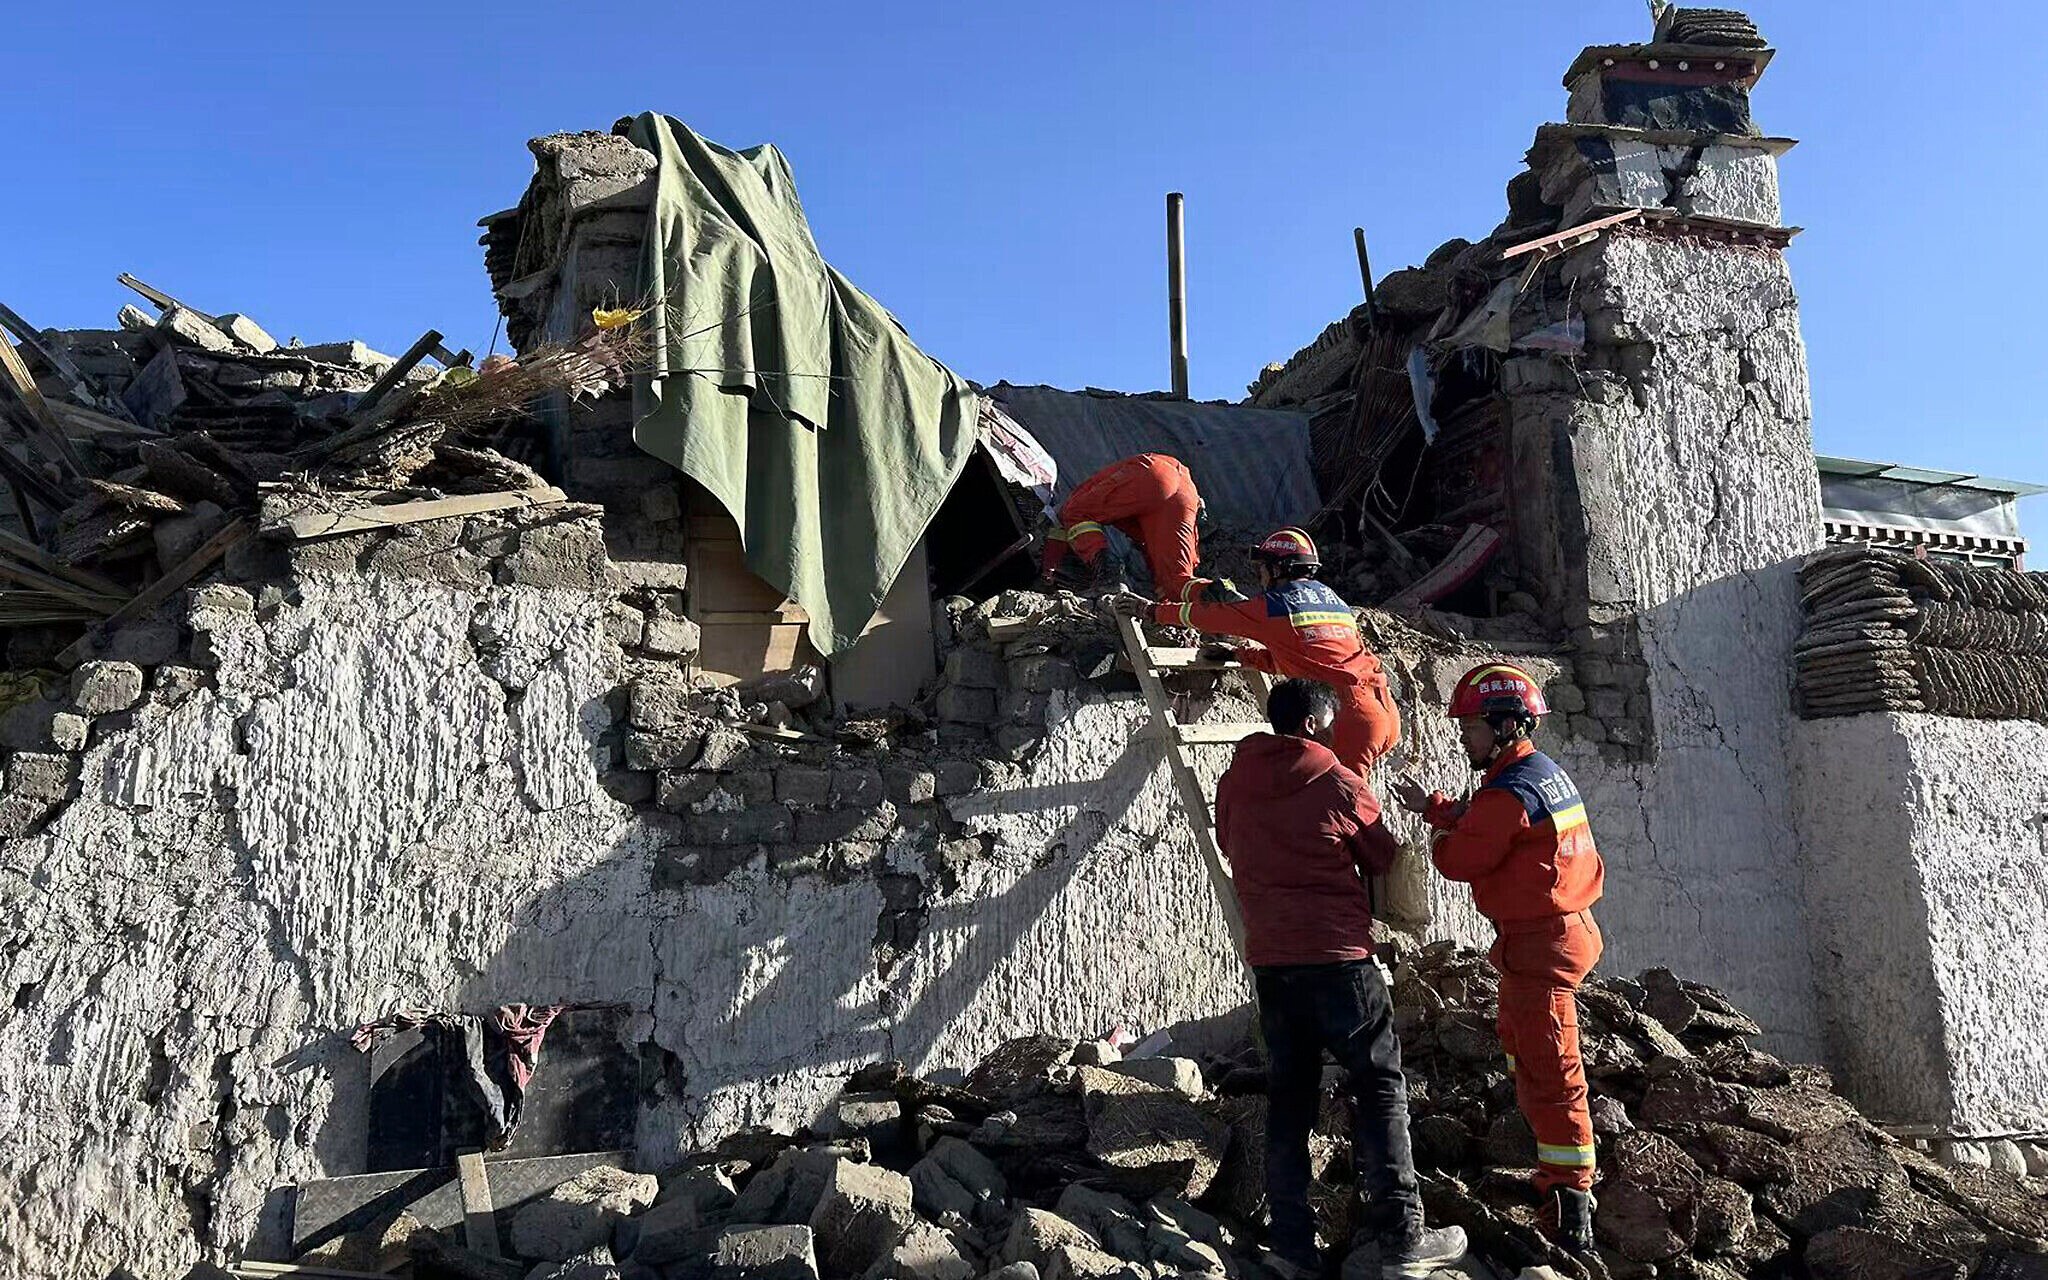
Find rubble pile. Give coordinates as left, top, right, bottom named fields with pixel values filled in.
left=0, top=284, right=637, bottom=667
left=296, top=944, right=2046, bottom=1280
left=1794, top=547, right=2048, bottom=720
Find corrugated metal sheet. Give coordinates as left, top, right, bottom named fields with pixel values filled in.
left=986, top=383, right=1320, bottom=531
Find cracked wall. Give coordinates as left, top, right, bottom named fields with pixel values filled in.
left=1508, top=228, right=1826, bottom=1058
left=0, top=559, right=1256, bottom=1279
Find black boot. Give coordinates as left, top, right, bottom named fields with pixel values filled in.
left=1552, top=1187, right=1596, bottom=1255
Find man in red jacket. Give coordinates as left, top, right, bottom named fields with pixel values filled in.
left=1041, top=454, right=1207, bottom=599
left=1392, top=663, right=1606, bottom=1254
left=1216, top=678, right=1467, bottom=1280
left=1117, top=527, right=1402, bottom=774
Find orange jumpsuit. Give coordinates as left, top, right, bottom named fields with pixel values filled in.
left=1151, top=576, right=1401, bottom=773
left=1043, top=454, right=1202, bottom=600
left=1426, top=739, right=1606, bottom=1191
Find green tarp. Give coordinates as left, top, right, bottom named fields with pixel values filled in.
left=625, top=112, right=979, bottom=656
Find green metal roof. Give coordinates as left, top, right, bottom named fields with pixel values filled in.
left=1815, top=455, right=2048, bottom=498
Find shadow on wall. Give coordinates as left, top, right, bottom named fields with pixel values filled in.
left=432, top=691, right=1248, bottom=1171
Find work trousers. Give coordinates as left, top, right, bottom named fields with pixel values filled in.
left=1057, top=456, right=1200, bottom=599
left=1330, top=679, right=1402, bottom=776
left=1255, top=959, right=1422, bottom=1266
left=1490, top=910, right=1603, bottom=1191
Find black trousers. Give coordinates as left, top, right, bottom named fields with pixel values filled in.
left=1255, top=959, right=1422, bottom=1263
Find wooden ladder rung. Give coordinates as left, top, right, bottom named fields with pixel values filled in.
left=1173, top=722, right=1266, bottom=746
left=1143, top=646, right=1241, bottom=672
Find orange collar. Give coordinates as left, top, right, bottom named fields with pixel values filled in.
left=1482, top=737, right=1537, bottom=782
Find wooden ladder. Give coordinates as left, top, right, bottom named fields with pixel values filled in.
left=1114, top=613, right=1275, bottom=959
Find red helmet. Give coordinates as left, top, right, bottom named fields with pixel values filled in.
left=1448, top=663, right=1550, bottom=720
left=1252, top=527, right=1320, bottom=571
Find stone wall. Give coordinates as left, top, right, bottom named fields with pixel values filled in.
left=0, top=535, right=1265, bottom=1279
left=1794, top=712, right=2048, bottom=1139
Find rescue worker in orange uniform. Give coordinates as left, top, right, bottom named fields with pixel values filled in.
left=1041, top=454, right=1206, bottom=601
left=1113, top=527, right=1402, bottom=775
left=1391, top=664, right=1606, bottom=1254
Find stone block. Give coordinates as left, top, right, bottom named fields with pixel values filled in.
left=723, top=771, right=776, bottom=805
left=658, top=771, right=719, bottom=812
left=293, top=340, right=394, bottom=368
left=645, top=616, right=704, bottom=659
left=1069, top=1041, right=1120, bottom=1068
left=695, top=725, right=753, bottom=771
left=1076, top=1067, right=1229, bottom=1201
left=497, top=520, right=620, bottom=593
left=71, top=661, right=145, bottom=716
left=626, top=728, right=707, bottom=772
left=860, top=1222, right=974, bottom=1280
left=731, top=1147, right=846, bottom=1227
left=1985, top=1139, right=2028, bottom=1176
left=709, top=1225, right=820, bottom=1280
left=7, top=751, right=77, bottom=801
left=831, top=768, right=885, bottom=808
left=908, top=1137, right=1007, bottom=1227
left=992, top=726, right=1041, bottom=761
left=987, top=1266, right=1039, bottom=1280
left=796, top=804, right=895, bottom=845
left=685, top=804, right=794, bottom=846
left=101, top=622, right=181, bottom=668
left=627, top=675, right=691, bottom=731
left=1054, top=1183, right=1146, bottom=1260
left=1547, top=682, right=1587, bottom=715
left=778, top=767, right=833, bottom=807
left=216, top=313, right=278, bottom=352
left=156, top=305, right=236, bottom=353
left=628, top=1169, right=737, bottom=1265
left=943, top=649, right=1000, bottom=689
left=882, top=766, right=935, bottom=805
left=511, top=1165, right=659, bottom=1262
left=1010, top=655, right=1078, bottom=693
left=998, top=691, right=1050, bottom=725
left=0, top=794, right=56, bottom=838
left=811, top=1093, right=907, bottom=1164
left=1001, top=1210, right=1098, bottom=1269
left=602, top=770, right=656, bottom=806
left=1039, top=1244, right=1129, bottom=1280
left=933, top=760, right=980, bottom=796
left=47, top=713, right=89, bottom=753
left=608, top=604, right=649, bottom=651
left=1104, top=1057, right=1204, bottom=1099
left=808, top=1158, right=916, bottom=1279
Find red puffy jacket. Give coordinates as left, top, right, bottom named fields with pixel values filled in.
left=1214, top=732, right=1400, bottom=967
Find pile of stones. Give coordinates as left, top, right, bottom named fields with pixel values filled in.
left=284, top=941, right=2047, bottom=1280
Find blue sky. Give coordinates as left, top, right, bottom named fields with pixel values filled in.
left=6, top=1, right=2044, bottom=505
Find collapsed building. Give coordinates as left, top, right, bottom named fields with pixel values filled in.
left=0, top=8, right=2043, bottom=1280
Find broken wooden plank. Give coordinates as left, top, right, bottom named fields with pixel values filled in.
left=1172, top=722, right=1265, bottom=746
left=455, top=1149, right=503, bottom=1258
left=0, top=302, right=115, bottom=415
left=277, top=486, right=565, bottom=541
left=52, top=401, right=156, bottom=439
left=0, top=330, right=87, bottom=477
left=0, top=527, right=130, bottom=598
left=348, top=329, right=444, bottom=424
left=0, top=441, right=73, bottom=514
left=0, top=559, right=121, bottom=614
left=54, top=518, right=251, bottom=669
left=1500, top=207, right=1646, bottom=260
left=734, top=720, right=824, bottom=743
left=231, top=1263, right=392, bottom=1279
left=115, top=271, right=199, bottom=316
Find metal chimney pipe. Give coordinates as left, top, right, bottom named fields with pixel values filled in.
left=1166, top=192, right=1189, bottom=399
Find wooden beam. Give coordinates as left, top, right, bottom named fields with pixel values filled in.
left=0, top=303, right=107, bottom=408
left=348, top=329, right=443, bottom=424
left=0, top=441, right=73, bottom=513
left=0, top=527, right=128, bottom=596
left=0, top=559, right=121, bottom=614
left=115, top=272, right=197, bottom=316
left=455, top=1149, right=503, bottom=1258
left=277, top=486, right=565, bottom=541
left=1172, top=722, right=1264, bottom=746
left=54, top=518, right=251, bottom=668
left=1499, top=207, right=1646, bottom=260
left=52, top=401, right=157, bottom=440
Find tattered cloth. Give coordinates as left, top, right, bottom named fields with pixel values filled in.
left=623, top=112, right=980, bottom=656
left=350, top=1004, right=567, bottom=1149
